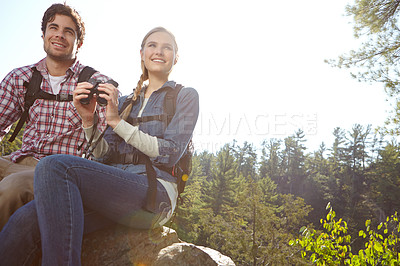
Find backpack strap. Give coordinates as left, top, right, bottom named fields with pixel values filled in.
left=8, top=67, right=42, bottom=142
left=8, top=66, right=97, bottom=142
left=34, top=66, right=98, bottom=103
left=126, top=84, right=184, bottom=126
left=164, top=84, right=184, bottom=125
left=144, top=84, right=184, bottom=213
left=78, top=66, right=97, bottom=83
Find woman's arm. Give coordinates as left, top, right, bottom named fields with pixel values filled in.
left=112, top=120, right=159, bottom=158
left=82, top=124, right=109, bottom=158
left=153, top=87, right=199, bottom=167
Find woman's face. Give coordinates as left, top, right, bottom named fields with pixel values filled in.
left=141, top=31, right=177, bottom=77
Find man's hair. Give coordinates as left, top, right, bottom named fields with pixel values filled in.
left=41, top=3, right=85, bottom=47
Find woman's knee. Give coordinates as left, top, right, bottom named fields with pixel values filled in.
left=34, top=155, right=74, bottom=188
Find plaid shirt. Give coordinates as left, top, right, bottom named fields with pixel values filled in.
left=0, top=58, right=109, bottom=162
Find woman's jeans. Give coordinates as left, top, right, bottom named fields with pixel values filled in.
left=0, top=154, right=171, bottom=266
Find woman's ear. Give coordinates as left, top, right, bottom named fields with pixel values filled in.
left=140, top=49, right=144, bottom=61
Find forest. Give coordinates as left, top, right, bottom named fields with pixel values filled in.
left=172, top=125, right=399, bottom=264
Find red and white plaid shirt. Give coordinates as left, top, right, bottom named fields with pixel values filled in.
left=0, top=58, right=108, bottom=162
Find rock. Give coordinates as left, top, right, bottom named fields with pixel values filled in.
left=81, top=225, right=236, bottom=265
left=82, top=225, right=180, bottom=265
left=154, top=243, right=236, bottom=266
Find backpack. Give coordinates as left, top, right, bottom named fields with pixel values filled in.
left=8, top=66, right=97, bottom=142
left=120, top=85, right=193, bottom=211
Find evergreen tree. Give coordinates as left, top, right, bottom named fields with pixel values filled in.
left=259, top=138, right=282, bottom=181
left=203, top=143, right=238, bottom=215
left=232, top=141, right=258, bottom=179
left=367, top=141, right=400, bottom=220
left=195, top=144, right=239, bottom=246
left=173, top=154, right=208, bottom=243
left=196, top=150, right=215, bottom=181
left=280, top=130, right=307, bottom=195
left=328, top=127, right=349, bottom=217
left=327, top=0, right=400, bottom=135
left=304, top=143, right=334, bottom=225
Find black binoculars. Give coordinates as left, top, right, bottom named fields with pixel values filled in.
left=79, top=78, right=119, bottom=107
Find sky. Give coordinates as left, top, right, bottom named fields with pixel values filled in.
left=0, top=0, right=392, bottom=154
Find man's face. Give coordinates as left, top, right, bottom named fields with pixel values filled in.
left=42, top=14, right=81, bottom=61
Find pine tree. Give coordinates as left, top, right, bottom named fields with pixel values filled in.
left=327, top=0, right=400, bottom=135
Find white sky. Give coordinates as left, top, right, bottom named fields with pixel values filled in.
left=0, top=0, right=391, bottom=154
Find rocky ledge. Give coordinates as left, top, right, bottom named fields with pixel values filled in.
left=82, top=225, right=235, bottom=265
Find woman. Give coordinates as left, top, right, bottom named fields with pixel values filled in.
left=0, top=27, right=199, bottom=266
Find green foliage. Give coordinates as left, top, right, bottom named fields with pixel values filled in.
left=290, top=203, right=353, bottom=265
left=0, top=122, right=24, bottom=155
left=290, top=203, right=400, bottom=265
left=173, top=125, right=400, bottom=265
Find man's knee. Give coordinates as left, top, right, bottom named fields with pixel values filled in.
left=0, top=156, right=36, bottom=179
left=0, top=170, right=35, bottom=203
left=0, top=170, right=35, bottom=230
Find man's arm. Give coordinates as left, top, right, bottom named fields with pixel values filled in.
left=0, top=70, right=24, bottom=141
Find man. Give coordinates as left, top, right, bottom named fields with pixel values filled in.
left=0, top=3, right=112, bottom=229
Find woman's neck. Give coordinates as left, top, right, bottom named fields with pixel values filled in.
left=145, top=74, right=168, bottom=98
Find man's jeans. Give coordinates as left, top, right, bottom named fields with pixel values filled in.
left=0, top=154, right=171, bottom=266
left=0, top=155, right=38, bottom=229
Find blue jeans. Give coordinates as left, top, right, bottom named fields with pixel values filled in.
left=0, top=154, right=171, bottom=266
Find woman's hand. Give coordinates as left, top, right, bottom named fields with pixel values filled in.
left=97, top=83, right=121, bottom=128
left=73, top=82, right=97, bottom=128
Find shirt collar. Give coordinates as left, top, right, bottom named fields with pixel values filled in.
left=35, top=58, right=80, bottom=78
left=142, top=81, right=177, bottom=93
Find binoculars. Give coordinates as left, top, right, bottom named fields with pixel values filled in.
left=80, top=78, right=119, bottom=106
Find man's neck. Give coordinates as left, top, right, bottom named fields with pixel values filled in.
left=45, top=56, right=75, bottom=76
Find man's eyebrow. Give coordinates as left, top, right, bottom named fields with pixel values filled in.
left=48, top=23, right=58, bottom=28
left=65, top=26, right=76, bottom=33
left=47, top=23, right=76, bottom=33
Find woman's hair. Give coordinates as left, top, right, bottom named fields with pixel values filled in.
left=133, top=27, right=178, bottom=101
left=121, top=27, right=177, bottom=120
left=41, top=3, right=85, bottom=48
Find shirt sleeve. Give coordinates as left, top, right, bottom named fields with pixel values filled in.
left=113, top=119, right=160, bottom=158
left=154, top=87, right=199, bottom=167
left=0, top=70, right=24, bottom=141
left=82, top=125, right=109, bottom=158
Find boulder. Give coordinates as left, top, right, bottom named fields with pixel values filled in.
left=82, top=225, right=235, bottom=265
left=82, top=225, right=179, bottom=265
left=154, top=243, right=236, bottom=266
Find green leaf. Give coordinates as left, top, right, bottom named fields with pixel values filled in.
left=374, top=242, right=383, bottom=253
left=299, top=226, right=307, bottom=234
left=378, top=223, right=383, bottom=230
left=326, top=202, right=331, bottom=210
